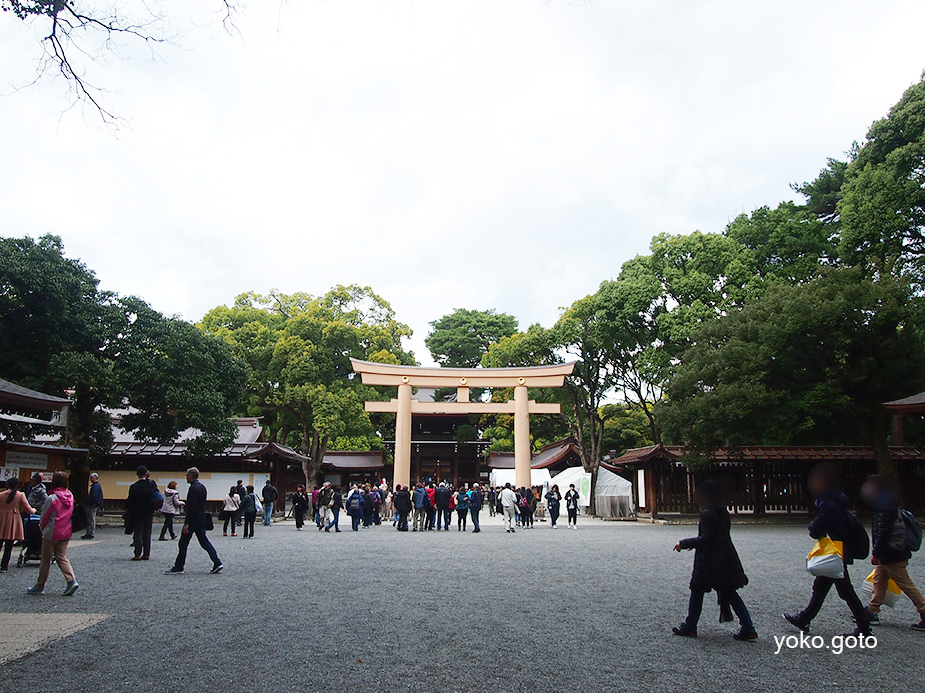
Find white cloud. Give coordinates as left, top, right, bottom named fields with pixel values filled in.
left=2, top=0, right=925, bottom=365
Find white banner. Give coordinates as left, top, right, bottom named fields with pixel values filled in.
left=5, top=451, right=49, bottom=469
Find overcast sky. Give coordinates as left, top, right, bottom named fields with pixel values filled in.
left=2, top=0, right=925, bottom=366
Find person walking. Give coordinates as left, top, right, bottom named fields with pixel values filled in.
left=239, top=485, right=259, bottom=539
left=317, top=482, right=334, bottom=532
left=469, top=484, right=484, bottom=533
left=233, top=480, right=247, bottom=531
left=424, top=483, right=437, bottom=531
left=261, top=480, right=278, bottom=526
left=291, top=485, right=309, bottom=531
left=500, top=483, right=519, bottom=533
left=672, top=480, right=757, bottom=640
left=435, top=482, right=452, bottom=531
left=783, top=462, right=871, bottom=636
left=1, top=478, right=35, bottom=573
left=546, top=485, right=562, bottom=529
left=325, top=486, right=343, bottom=533
left=861, top=474, right=925, bottom=631
left=159, top=481, right=184, bottom=541
left=393, top=484, right=411, bottom=532
left=28, top=472, right=78, bottom=596
left=455, top=487, right=470, bottom=531
left=362, top=485, right=374, bottom=529
left=346, top=486, right=366, bottom=532
left=487, top=487, right=497, bottom=517
left=81, top=473, right=104, bottom=539
left=126, top=466, right=158, bottom=561
left=222, top=486, right=241, bottom=537
left=564, top=484, right=580, bottom=530
left=165, top=468, right=222, bottom=575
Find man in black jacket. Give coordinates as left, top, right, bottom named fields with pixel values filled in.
left=434, top=483, right=452, bottom=532
left=469, top=484, right=484, bottom=533
left=165, top=467, right=223, bottom=575
left=784, top=462, right=871, bottom=636
left=126, top=466, right=157, bottom=561
left=862, top=475, right=925, bottom=631
left=393, top=484, right=411, bottom=532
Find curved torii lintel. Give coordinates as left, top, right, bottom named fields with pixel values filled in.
left=352, top=359, right=576, bottom=492
left=350, top=358, right=575, bottom=388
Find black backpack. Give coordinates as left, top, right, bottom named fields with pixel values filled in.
left=348, top=495, right=361, bottom=513
left=844, top=510, right=870, bottom=560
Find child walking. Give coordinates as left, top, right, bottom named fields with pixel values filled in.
left=861, top=474, right=925, bottom=631
left=672, top=480, right=756, bottom=641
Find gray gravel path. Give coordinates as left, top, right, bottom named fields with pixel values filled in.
left=1, top=513, right=922, bottom=693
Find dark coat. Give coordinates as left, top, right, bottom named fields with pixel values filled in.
left=393, top=489, right=411, bottom=514
left=808, top=491, right=856, bottom=565
left=679, top=508, right=748, bottom=593
left=434, top=486, right=452, bottom=510
left=126, top=478, right=156, bottom=519
left=871, top=507, right=911, bottom=564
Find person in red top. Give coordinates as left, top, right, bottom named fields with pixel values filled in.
left=425, top=484, right=437, bottom=531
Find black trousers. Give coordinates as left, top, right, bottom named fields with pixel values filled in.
left=801, top=565, right=869, bottom=628
left=243, top=512, right=257, bottom=538
left=223, top=515, right=235, bottom=534
left=397, top=511, right=409, bottom=531
left=295, top=509, right=306, bottom=529
left=160, top=513, right=177, bottom=540
left=133, top=512, right=154, bottom=557
left=1, top=539, right=14, bottom=571
left=567, top=508, right=578, bottom=525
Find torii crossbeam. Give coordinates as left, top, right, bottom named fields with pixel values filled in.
left=350, top=359, right=575, bottom=490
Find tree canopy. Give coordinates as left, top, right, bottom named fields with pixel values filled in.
left=425, top=308, right=518, bottom=368
left=200, top=286, right=414, bottom=484
left=0, top=234, right=248, bottom=497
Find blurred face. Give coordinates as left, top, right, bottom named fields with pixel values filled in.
left=186, top=472, right=195, bottom=483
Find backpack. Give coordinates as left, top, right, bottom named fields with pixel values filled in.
left=253, top=494, right=264, bottom=514
left=370, top=490, right=380, bottom=506
left=348, top=495, right=361, bottom=513
left=71, top=505, right=88, bottom=533
left=519, top=495, right=531, bottom=510
left=901, top=509, right=923, bottom=552
left=150, top=485, right=165, bottom=512
left=844, top=510, right=870, bottom=560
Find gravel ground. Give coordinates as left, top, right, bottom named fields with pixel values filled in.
left=1, top=512, right=922, bottom=693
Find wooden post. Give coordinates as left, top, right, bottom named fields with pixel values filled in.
left=514, top=385, right=531, bottom=491
left=394, top=383, right=412, bottom=490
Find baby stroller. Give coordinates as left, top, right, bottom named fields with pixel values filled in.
left=17, top=514, right=42, bottom=567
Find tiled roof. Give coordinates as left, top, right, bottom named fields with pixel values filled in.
left=0, top=378, right=71, bottom=412
left=488, top=440, right=581, bottom=469
left=609, top=444, right=925, bottom=465
left=322, top=451, right=385, bottom=470
left=884, top=391, right=925, bottom=412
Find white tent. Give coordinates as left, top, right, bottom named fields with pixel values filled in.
left=489, top=468, right=552, bottom=489
left=595, top=467, right=635, bottom=518
left=547, top=466, right=592, bottom=510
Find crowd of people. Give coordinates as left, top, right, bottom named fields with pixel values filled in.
left=2, top=460, right=923, bottom=648
left=296, top=479, right=586, bottom=535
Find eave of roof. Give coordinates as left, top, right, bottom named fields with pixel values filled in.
left=0, top=378, right=71, bottom=413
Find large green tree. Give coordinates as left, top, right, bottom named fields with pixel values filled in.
left=201, top=285, right=414, bottom=485
left=659, top=267, right=925, bottom=476
left=839, top=73, right=925, bottom=280
left=425, top=308, right=518, bottom=368
left=0, top=234, right=249, bottom=499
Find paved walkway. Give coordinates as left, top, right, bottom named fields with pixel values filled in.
left=0, top=516, right=921, bottom=692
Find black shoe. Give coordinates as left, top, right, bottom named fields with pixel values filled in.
left=844, top=627, right=873, bottom=637
left=733, top=628, right=758, bottom=641
left=672, top=625, right=697, bottom=637
left=783, top=613, right=810, bottom=633
left=164, top=567, right=184, bottom=575
left=912, top=615, right=925, bottom=632
left=865, top=607, right=880, bottom=626
left=210, top=563, right=224, bottom=574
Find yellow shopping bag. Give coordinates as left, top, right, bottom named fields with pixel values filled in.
left=806, top=537, right=845, bottom=579
left=859, top=569, right=903, bottom=608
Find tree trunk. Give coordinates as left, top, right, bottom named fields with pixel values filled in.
left=869, top=412, right=897, bottom=478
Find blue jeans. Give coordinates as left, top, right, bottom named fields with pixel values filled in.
left=173, top=516, right=220, bottom=569
left=437, top=508, right=451, bottom=529
left=351, top=513, right=361, bottom=531
left=326, top=509, right=340, bottom=531
left=549, top=506, right=560, bottom=526
left=684, top=588, right=753, bottom=631
left=470, top=509, right=480, bottom=532
left=263, top=501, right=274, bottom=525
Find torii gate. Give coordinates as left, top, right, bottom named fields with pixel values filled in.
left=350, top=359, right=575, bottom=491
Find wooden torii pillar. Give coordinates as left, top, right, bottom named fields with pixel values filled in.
left=350, top=359, right=575, bottom=490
